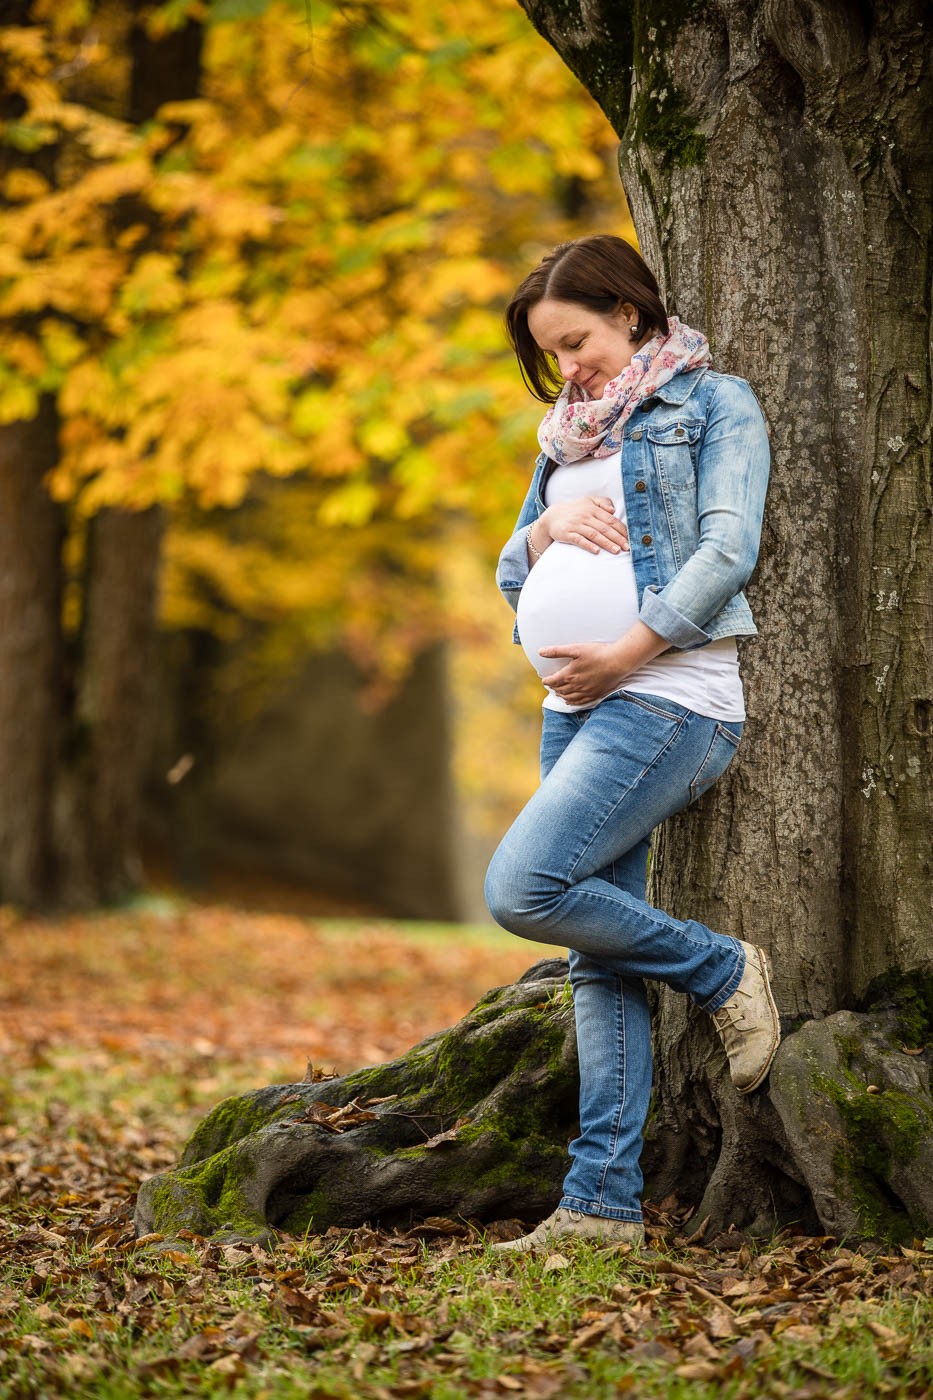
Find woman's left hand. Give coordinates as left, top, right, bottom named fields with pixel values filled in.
left=539, top=642, right=627, bottom=707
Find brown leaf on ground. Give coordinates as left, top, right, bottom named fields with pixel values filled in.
left=2, top=902, right=933, bottom=1400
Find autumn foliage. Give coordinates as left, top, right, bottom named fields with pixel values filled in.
left=0, top=2, right=630, bottom=908
left=1, top=0, right=624, bottom=664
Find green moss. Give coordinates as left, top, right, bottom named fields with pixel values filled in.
left=425, top=1002, right=571, bottom=1117
left=521, top=2, right=634, bottom=136
left=828, top=1141, right=914, bottom=1245
left=145, top=1140, right=269, bottom=1241
left=156, top=984, right=577, bottom=1244
left=861, top=969, right=933, bottom=1050
left=279, top=1190, right=336, bottom=1237
left=627, top=0, right=708, bottom=168
left=812, top=1037, right=932, bottom=1242
left=425, top=1122, right=565, bottom=1202
left=181, top=1092, right=272, bottom=1165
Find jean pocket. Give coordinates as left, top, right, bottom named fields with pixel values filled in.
left=614, top=688, right=689, bottom=725
left=689, top=722, right=742, bottom=803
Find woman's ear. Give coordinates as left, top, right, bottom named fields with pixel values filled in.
left=621, top=303, right=642, bottom=339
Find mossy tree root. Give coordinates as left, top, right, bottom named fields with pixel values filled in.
left=134, top=960, right=579, bottom=1244
left=770, top=1006, right=933, bottom=1243
left=137, top=960, right=933, bottom=1246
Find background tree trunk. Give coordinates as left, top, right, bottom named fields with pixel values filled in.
left=0, top=3, right=66, bottom=908
left=0, top=4, right=201, bottom=908
left=55, top=506, right=165, bottom=905
left=0, top=408, right=64, bottom=907
left=516, top=0, right=933, bottom=1231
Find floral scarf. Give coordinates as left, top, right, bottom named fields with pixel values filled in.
left=537, top=315, right=711, bottom=465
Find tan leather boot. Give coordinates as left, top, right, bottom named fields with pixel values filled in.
left=492, top=1207, right=645, bottom=1254
left=712, top=943, right=780, bottom=1093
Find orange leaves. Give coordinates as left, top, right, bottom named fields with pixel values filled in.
left=4, top=901, right=933, bottom=1399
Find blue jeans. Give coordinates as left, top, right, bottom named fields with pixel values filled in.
left=484, top=689, right=745, bottom=1223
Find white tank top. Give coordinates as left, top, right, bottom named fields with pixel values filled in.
left=515, top=450, right=746, bottom=720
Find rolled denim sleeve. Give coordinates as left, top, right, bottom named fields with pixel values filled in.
left=638, top=377, right=770, bottom=648
left=496, top=527, right=531, bottom=616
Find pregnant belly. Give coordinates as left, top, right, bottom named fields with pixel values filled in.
left=516, top=543, right=641, bottom=680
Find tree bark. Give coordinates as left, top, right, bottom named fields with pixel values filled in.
left=0, top=5, right=66, bottom=907
left=515, top=0, right=933, bottom=1232
left=0, top=407, right=65, bottom=907
left=55, top=507, right=165, bottom=905
left=0, top=5, right=201, bottom=909
left=135, top=1, right=933, bottom=1245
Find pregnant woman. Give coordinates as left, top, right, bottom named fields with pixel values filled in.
left=484, top=235, right=779, bottom=1252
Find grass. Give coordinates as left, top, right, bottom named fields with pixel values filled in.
left=1, top=902, right=932, bottom=1398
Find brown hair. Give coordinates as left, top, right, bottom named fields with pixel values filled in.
left=505, top=235, right=669, bottom=402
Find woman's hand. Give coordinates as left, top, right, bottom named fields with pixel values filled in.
left=540, top=623, right=671, bottom=707
left=540, top=497, right=630, bottom=555
left=539, top=642, right=629, bottom=707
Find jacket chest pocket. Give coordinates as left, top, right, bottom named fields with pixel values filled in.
left=646, top=421, right=701, bottom=491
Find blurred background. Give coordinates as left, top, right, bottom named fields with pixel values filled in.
left=1, top=0, right=633, bottom=922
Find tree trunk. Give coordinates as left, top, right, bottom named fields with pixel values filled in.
left=0, top=5, right=201, bottom=908
left=515, top=0, right=933, bottom=1233
left=0, top=9, right=66, bottom=907
left=55, top=507, right=165, bottom=905
left=0, top=407, right=65, bottom=907
left=136, top=1, right=933, bottom=1245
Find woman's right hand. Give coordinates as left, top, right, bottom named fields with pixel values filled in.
left=540, top=497, right=630, bottom=555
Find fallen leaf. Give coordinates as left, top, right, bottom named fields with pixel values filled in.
left=674, top=1361, right=720, bottom=1380
left=570, top=1314, right=618, bottom=1350
left=422, top=1119, right=472, bottom=1150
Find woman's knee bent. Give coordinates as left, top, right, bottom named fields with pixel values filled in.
left=484, top=844, right=565, bottom=943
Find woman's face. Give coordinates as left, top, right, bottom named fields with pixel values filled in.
left=527, top=297, right=647, bottom=399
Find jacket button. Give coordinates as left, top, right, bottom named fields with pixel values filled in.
left=635, top=480, right=646, bottom=492
left=630, top=429, right=643, bottom=440
left=675, top=426, right=685, bottom=437
left=642, top=534, right=653, bottom=546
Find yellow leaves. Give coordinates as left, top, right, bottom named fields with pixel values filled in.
left=392, top=448, right=441, bottom=520
left=70, top=156, right=151, bottom=209
left=3, top=157, right=149, bottom=266
left=156, top=98, right=230, bottom=157
left=318, top=480, right=381, bottom=528
left=487, top=146, right=554, bottom=198
left=554, top=146, right=607, bottom=182
left=400, top=256, right=509, bottom=318
left=58, top=359, right=118, bottom=423
left=184, top=421, right=270, bottom=508
left=119, top=254, right=186, bottom=316
left=0, top=248, right=125, bottom=319
left=0, top=376, right=40, bottom=426
left=2, top=168, right=50, bottom=202
left=39, top=318, right=85, bottom=369
left=357, top=421, right=410, bottom=462
left=291, top=388, right=332, bottom=441
left=156, top=99, right=216, bottom=127
left=0, top=27, right=49, bottom=66
left=73, top=110, right=139, bottom=161
left=1, top=0, right=626, bottom=706
left=1, top=333, right=46, bottom=378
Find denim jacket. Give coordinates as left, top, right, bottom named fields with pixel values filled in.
left=496, top=366, right=770, bottom=650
